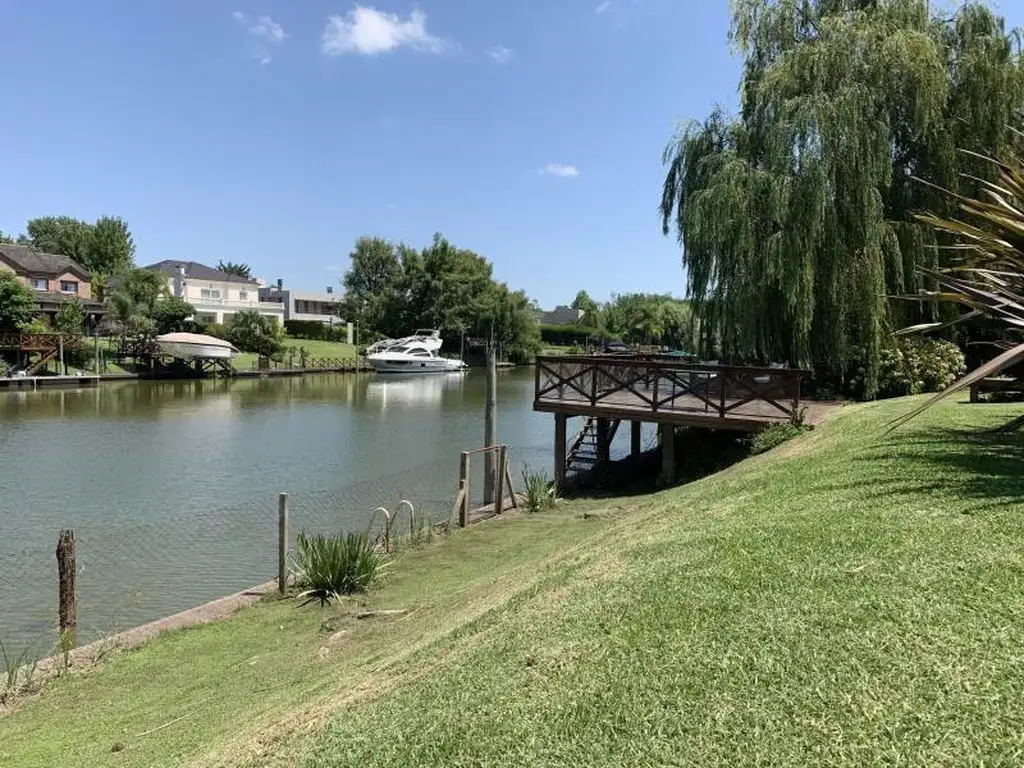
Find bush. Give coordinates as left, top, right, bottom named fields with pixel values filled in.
left=521, top=465, right=557, bottom=513
left=841, top=337, right=967, bottom=400
left=748, top=423, right=808, bottom=455
left=284, top=319, right=348, bottom=342
left=539, top=324, right=602, bottom=347
left=200, top=323, right=229, bottom=340
left=227, top=310, right=284, bottom=358
left=293, top=531, right=384, bottom=606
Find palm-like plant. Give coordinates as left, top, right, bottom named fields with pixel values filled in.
left=889, top=138, right=1024, bottom=429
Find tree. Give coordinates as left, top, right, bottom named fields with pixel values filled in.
left=228, top=310, right=283, bottom=358
left=570, top=290, right=600, bottom=328
left=660, top=0, right=1024, bottom=395
left=0, top=231, right=14, bottom=244
left=25, top=215, right=135, bottom=274
left=151, top=297, right=196, bottom=334
left=0, top=273, right=38, bottom=331
left=217, top=261, right=252, bottom=278
left=53, top=298, right=85, bottom=335
left=116, top=268, right=166, bottom=313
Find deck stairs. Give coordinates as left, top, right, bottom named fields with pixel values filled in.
left=566, top=417, right=621, bottom=474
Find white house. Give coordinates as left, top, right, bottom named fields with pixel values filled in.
left=144, top=260, right=286, bottom=326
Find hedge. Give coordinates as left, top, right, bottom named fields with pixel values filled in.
left=284, top=320, right=349, bottom=342
left=539, top=324, right=603, bottom=346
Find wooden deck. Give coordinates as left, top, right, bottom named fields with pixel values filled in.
left=534, top=355, right=831, bottom=431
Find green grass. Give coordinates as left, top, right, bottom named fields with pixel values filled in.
left=3, top=398, right=1024, bottom=766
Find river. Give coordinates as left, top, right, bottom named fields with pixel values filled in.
left=1, top=369, right=574, bottom=658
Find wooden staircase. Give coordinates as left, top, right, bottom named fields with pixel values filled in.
left=565, top=417, right=621, bottom=474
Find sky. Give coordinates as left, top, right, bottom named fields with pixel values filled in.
left=0, top=1, right=882, bottom=309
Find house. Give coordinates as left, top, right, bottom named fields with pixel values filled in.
left=538, top=305, right=585, bottom=326
left=144, top=260, right=286, bottom=327
left=0, top=244, right=105, bottom=325
left=259, top=281, right=354, bottom=342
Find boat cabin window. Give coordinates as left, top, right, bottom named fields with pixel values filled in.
left=390, top=346, right=408, bottom=353
left=408, top=349, right=430, bottom=357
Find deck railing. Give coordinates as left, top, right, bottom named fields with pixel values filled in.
left=534, top=355, right=806, bottom=424
left=0, top=333, right=80, bottom=352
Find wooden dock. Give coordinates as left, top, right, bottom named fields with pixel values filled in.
left=534, top=355, right=831, bottom=488
left=0, top=374, right=101, bottom=390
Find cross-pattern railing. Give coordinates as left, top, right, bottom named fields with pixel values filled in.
left=534, top=355, right=806, bottom=425
left=0, top=333, right=78, bottom=352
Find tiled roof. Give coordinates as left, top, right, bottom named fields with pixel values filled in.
left=0, top=244, right=92, bottom=279
left=144, top=260, right=258, bottom=285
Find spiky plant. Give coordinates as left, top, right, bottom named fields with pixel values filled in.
left=889, top=137, right=1024, bottom=429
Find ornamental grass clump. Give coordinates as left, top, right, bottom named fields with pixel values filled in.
left=293, top=530, right=385, bottom=607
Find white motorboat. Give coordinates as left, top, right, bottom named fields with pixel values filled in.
left=365, top=329, right=443, bottom=356
left=366, top=335, right=467, bottom=374
left=154, top=332, right=238, bottom=360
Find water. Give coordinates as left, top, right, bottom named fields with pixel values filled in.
left=0, top=369, right=570, bottom=656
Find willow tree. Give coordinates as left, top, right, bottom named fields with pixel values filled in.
left=661, top=0, right=1023, bottom=394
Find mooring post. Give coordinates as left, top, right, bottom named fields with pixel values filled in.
left=483, top=345, right=497, bottom=504
left=631, top=421, right=642, bottom=457
left=596, top=418, right=611, bottom=466
left=659, top=423, right=676, bottom=486
left=278, top=492, right=288, bottom=595
left=459, top=452, right=470, bottom=527
left=554, top=413, right=567, bottom=493
left=495, top=445, right=507, bottom=514
left=56, top=529, right=77, bottom=648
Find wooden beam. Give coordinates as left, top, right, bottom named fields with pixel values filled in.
left=659, top=423, right=676, bottom=486
left=631, top=421, right=642, bottom=457
left=554, top=413, right=567, bottom=493
left=596, top=418, right=611, bottom=465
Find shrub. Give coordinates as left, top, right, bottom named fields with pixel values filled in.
left=521, top=465, right=557, bottom=513
left=200, top=323, right=229, bottom=340
left=293, top=530, right=384, bottom=607
left=227, top=310, right=284, bottom=358
left=748, top=423, right=808, bottom=455
left=284, top=319, right=348, bottom=342
left=843, top=337, right=967, bottom=400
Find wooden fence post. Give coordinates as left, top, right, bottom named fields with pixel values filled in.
left=56, top=529, right=76, bottom=646
left=494, top=445, right=507, bottom=514
left=459, top=452, right=470, bottom=527
left=278, top=493, right=289, bottom=595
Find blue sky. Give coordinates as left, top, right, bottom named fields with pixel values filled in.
left=5, top=3, right=733, bottom=307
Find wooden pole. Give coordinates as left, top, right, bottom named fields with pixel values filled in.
left=58, top=334, right=65, bottom=376
left=659, top=423, right=676, bottom=486
left=596, top=418, right=611, bottom=466
left=93, top=333, right=100, bottom=373
left=278, top=493, right=288, bottom=595
left=631, top=421, right=642, bottom=457
left=459, top=452, right=470, bottom=527
left=494, top=445, right=507, bottom=514
left=484, top=345, right=497, bottom=504
left=56, top=529, right=76, bottom=646
left=554, top=413, right=567, bottom=494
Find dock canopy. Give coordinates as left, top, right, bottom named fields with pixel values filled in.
left=154, top=333, right=238, bottom=360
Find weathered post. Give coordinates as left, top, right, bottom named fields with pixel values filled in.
left=554, top=413, right=567, bottom=494
left=631, top=421, right=642, bottom=457
left=596, top=418, right=611, bottom=466
left=56, top=529, right=76, bottom=647
left=483, top=345, right=497, bottom=504
left=494, top=445, right=507, bottom=514
left=278, top=493, right=288, bottom=595
left=659, top=423, right=676, bottom=486
left=58, top=334, right=65, bottom=376
left=459, top=452, right=470, bottom=527
left=93, top=333, right=100, bottom=374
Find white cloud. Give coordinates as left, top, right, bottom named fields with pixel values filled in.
left=595, top=1, right=612, bottom=13
left=322, top=6, right=448, bottom=56
left=488, top=45, right=514, bottom=65
left=540, top=163, right=580, bottom=178
left=233, top=12, right=286, bottom=63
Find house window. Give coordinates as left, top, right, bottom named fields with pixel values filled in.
left=60, top=280, right=78, bottom=294
left=238, top=290, right=248, bottom=301
left=31, top=278, right=47, bottom=291
left=200, top=289, right=221, bottom=300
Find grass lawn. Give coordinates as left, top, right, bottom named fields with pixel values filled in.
left=3, top=397, right=1024, bottom=766
left=234, top=338, right=357, bottom=371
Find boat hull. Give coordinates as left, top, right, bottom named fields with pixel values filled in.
left=157, top=341, right=236, bottom=360
left=368, top=357, right=465, bottom=374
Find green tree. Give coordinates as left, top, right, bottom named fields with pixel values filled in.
left=24, top=215, right=135, bottom=274
left=660, top=0, right=1024, bottom=394
left=151, top=297, right=196, bottom=334
left=117, top=268, right=166, bottom=313
left=53, top=298, right=85, bottom=335
left=216, top=261, right=252, bottom=278
left=0, top=273, right=38, bottom=331
left=570, top=290, right=600, bottom=328
left=228, top=310, right=283, bottom=358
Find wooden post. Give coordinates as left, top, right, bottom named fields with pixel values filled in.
left=596, top=418, right=611, bottom=465
left=56, top=529, right=76, bottom=646
left=659, top=423, right=676, bottom=486
left=554, top=413, right=567, bottom=493
left=58, top=334, right=65, bottom=376
left=93, top=333, right=100, bottom=373
left=631, top=421, right=642, bottom=457
left=278, top=493, right=288, bottom=595
left=459, top=452, right=470, bottom=527
left=494, top=445, right=507, bottom=514
left=484, top=346, right=497, bottom=504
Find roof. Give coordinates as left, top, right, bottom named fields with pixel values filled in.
left=144, top=260, right=258, bottom=285
left=0, top=244, right=92, bottom=279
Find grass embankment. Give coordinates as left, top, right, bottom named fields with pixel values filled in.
left=4, top=398, right=1024, bottom=766
left=233, top=338, right=357, bottom=372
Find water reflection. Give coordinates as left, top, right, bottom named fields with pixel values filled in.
left=364, top=373, right=466, bottom=410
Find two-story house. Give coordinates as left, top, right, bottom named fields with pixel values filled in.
left=0, top=244, right=105, bottom=324
left=258, top=280, right=353, bottom=341
left=144, top=260, right=286, bottom=327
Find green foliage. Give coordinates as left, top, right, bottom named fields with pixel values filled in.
left=521, top=465, right=557, bottom=513
left=748, top=422, right=808, bottom=456
left=53, top=297, right=85, bottom=335
left=293, top=530, right=385, bottom=606
left=150, top=297, right=196, bottom=334
left=0, top=637, right=40, bottom=704
left=571, top=290, right=600, bottom=327
left=341, top=234, right=540, bottom=361
left=200, top=323, right=229, bottom=340
left=216, top=260, right=251, bottom=278
left=844, top=338, right=967, bottom=400
left=0, top=273, right=38, bottom=331
left=601, top=293, right=694, bottom=349
left=228, top=310, right=284, bottom=358
left=284, top=320, right=349, bottom=342
left=116, top=268, right=165, bottom=312
left=25, top=215, right=135, bottom=274
left=540, top=324, right=602, bottom=347
left=0, top=230, right=14, bottom=244
left=661, top=1, right=1024, bottom=394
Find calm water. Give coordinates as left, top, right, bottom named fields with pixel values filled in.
left=0, top=369, right=575, bottom=656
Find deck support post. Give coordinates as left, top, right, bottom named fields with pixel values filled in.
left=630, top=421, right=642, bottom=457
left=554, top=413, right=567, bottom=493
left=659, top=423, right=676, bottom=486
left=596, top=418, right=611, bottom=466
